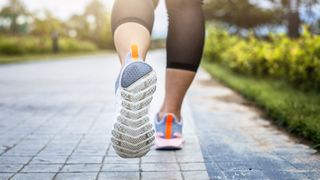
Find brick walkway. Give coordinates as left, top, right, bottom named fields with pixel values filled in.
left=0, top=51, right=208, bottom=180
left=0, top=50, right=319, bottom=180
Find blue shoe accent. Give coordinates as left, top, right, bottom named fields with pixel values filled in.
left=121, top=62, right=152, bottom=88
left=154, top=113, right=183, bottom=139
left=114, top=53, right=152, bottom=93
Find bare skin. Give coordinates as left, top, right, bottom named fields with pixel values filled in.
left=113, top=22, right=196, bottom=121
left=113, top=22, right=151, bottom=64
left=159, top=69, right=195, bottom=120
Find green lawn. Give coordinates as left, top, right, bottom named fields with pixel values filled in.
left=0, top=50, right=113, bottom=64
left=202, top=61, right=320, bottom=148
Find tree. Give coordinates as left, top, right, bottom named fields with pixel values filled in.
left=0, top=0, right=28, bottom=33
left=204, top=0, right=283, bottom=32
left=287, top=0, right=300, bottom=38
left=84, top=0, right=112, bottom=48
left=31, top=11, right=64, bottom=36
left=204, top=0, right=320, bottom=37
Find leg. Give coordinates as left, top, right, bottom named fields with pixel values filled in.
left=111, top=0, right=159, bottom=158
left=111, top=0, right=158, bottom=64
left=113, top=23, right=150, bottom=64
left=160, top=69, right=195, bottom=120
left=160, top=0, right=205, bottom=120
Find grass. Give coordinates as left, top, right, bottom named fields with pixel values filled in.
left=202, top=61, right=320, bottom=147
left=0, top=50, right=113, bottom=64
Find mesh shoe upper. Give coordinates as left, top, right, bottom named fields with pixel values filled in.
left=154, top=113, right=183, bottom=139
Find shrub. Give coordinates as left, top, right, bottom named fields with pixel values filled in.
left=59, top=38, right=97, bottom=52
left=0, top=35, right=97, bottom=56
left=204, top=27, right=320, bottom=90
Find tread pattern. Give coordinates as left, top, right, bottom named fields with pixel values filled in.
left=112, top=64, right=156, bottom=158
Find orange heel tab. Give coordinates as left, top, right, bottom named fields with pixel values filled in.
left=165, top=114, right=174, bottom=139
left=131, top=44, right=139, bottom=61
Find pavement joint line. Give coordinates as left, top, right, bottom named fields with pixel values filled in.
left=277, top=154, right=313, bottom=173
left=95, top=143, right=111, bottom=180
left=174, top=151, right=185, bottom=180
left=139, top=157, right=142, bottom=180
left=0, top=108, right=63, bottom=157
left=0, top=103, right=86, bottom=157
left=52, top=133, right=86, bottom=179
left=0, top=106, right=39, bottom=136
left=6, top=105, right=87, bottom=180
left=52, top=104, right=106, bottom=180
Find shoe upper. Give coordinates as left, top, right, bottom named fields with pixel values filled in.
left=114, top=53, right=152, bottom=94
left=154, top=113, right=183, bottom=139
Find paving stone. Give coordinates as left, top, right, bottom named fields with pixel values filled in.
left=141, top=155, right=177, bottom=163
left=142, top=163, right=180, bottom=172
left=268, top=170, right=311, bottom=179
left=182, top=171, right=210, bottom=180
left=11, top=173, right=55, bottom=180
left=21, top=164, right=62, bottom=173
left=61, top=164, right=101, bottom=172
left=3, top=149, right=38, bottom=156
left=306, top=171, right=320, bottom=179
left=55, top=172, right=98, bottom=180
left=102, top=164, right=139, bottom=172
left=0, top=173, right=13, bottom=179
left=141, top=171, right=183, bottom=180
left=98, top=172, right=139, bottom=180
left=176, top=154, right=204, bottom=163
left=223, top=170, right=266, bottom=179
left=67, top=156, right=103, bottom=164
left=0, top=156, right=32, bottom=164
left=103, top=156, right=139, bottom=164
left=145, top=149, right=175, bottom=156
left=202, top=162, right=226, bottom=179
left=180, top=163, right=207, bottom=171
left=31, top=155, right=68, bottom=164
left=216, top=161, right=258, bottom=171
left=0, top=164, right=23, bottom=173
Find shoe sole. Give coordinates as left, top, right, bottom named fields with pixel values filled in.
left=155, top=136, right=183, bottom=150
left=112, top=62, right=156, bottom=158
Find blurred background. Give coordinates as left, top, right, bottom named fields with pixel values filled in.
left=0, top=0, right=319, bottom=54
left=0, top=0, right=169, bottom=58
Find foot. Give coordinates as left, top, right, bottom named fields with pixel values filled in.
left=111, top=45, right=157, bottom=158
left=154, top=113, right=183, bottom=150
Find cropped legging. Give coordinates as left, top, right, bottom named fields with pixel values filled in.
left=111, top=0, right=205, bottom=72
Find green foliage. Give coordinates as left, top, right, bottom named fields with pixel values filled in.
left=0, top=0, right=113, bottom=49
left=204, top=0, right=282, bottom=29
left=0, top=0, right=28, bottom=33
left=66, top=0, right=113, bottom=49
left=204, top=27, right=320, bottom=90
left=203, top=62, right=320, bottom=146
left=59, top=38, right=97, bottom=52
left=0, top=35, right=97, bottom=55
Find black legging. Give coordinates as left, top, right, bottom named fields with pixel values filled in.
left=111, top=0, right=205, bottom=72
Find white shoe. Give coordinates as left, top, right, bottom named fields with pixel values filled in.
left=111, top=45, right=157, bottom=158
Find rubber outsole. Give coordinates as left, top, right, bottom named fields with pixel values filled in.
left=112, top=64, right=156, bottom=158
left=155, top=137, right=184, bottom=151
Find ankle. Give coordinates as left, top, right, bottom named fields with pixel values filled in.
left=158, top=110, right=181, bottom=121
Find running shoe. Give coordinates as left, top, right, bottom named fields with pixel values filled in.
left=111, top=44, right=157, bottom=158
left=154, top=113, right=183, bottom=150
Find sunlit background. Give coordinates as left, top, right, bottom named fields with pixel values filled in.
left=0, top=0, right=168, bottom=40
left=0, top=0, right=320, bottom=55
